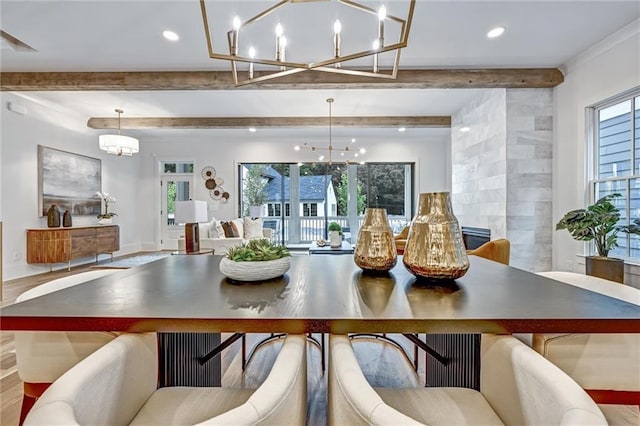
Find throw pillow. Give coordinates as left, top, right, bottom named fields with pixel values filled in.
left=231, top=218, right=244, bottom=239
left=210, top=220, right=226, bottom=239
left=244, top=217, right=263, bottom=239
left=221, top=221, right=238, bottom=238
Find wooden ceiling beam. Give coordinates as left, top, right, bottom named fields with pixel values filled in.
left=87, top=116, right=451, bottom=129
left=2, top=68, right=563, bottom=91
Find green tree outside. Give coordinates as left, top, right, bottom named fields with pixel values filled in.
left=335, top=172, right=366, bottom=216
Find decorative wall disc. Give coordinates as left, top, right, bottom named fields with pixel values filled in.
left=201, top=166, right=216, bottom=180
left=214, top=176, right=225, bottom=185
left=210, top=187, right=223, bottom=200
left=205, top=178, right=217, bottom=190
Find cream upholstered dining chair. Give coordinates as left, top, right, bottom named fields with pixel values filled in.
left=14, top=269, right=120, bottom=424
left=328, top=333, right=606, bottom=425
left=533, top=271, right=640, bottom=426
left=24, top=333, right=307, bottom=426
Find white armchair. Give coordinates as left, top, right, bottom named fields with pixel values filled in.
left=25, top=333, right=307, bottom=426
left=534, top=271, right=640, bottom=425
left=15, top=270, right=120, bottom=424
left=328, top=333, right=606, bottom=425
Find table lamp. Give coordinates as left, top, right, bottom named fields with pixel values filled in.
left=175, top=200, right=208, bottom=253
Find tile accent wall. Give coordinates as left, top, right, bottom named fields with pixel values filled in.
left=452, top=89, right=553, bottom=271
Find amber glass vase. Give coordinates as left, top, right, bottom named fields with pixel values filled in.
left=354, top=208, right=397, bottom=272
left=403, top=192, right=469, bottom=280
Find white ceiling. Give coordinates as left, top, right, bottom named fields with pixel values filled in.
left=1, top=0, right=639, bottom=142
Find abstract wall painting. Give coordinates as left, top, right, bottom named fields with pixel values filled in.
left=38, top=145, right=102, bottom=216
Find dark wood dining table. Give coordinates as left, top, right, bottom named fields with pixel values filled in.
left=3, top=254, right=638, bottom=334
left=2, top=254, right=639, bottom=388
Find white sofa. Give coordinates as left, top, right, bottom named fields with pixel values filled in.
left=178, top=217, right=273, bottom=255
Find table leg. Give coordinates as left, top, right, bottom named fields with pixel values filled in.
left=157, top=333, right=222, bottom=387
left=424, top=334, right=480, bottom=390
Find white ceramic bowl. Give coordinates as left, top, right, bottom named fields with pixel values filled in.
left=219, top=257, right=291, bottom=282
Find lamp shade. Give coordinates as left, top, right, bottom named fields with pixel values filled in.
left=98, top=134, right=139, bottom=156
left=175, top=200, right=208, bottom=224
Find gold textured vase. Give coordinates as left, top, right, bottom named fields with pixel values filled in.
left=403, top=192, right=469, bottom=280
left=354, top=208, right=397, bottom=272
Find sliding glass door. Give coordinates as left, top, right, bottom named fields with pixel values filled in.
left=240, top=162, right=413, bottom=246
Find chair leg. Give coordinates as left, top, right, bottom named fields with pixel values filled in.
left=20, top=382, right=50, bottom=425
left=19, top=394, right=36, bottom=426
left=241, top=334, right=247, bottom=371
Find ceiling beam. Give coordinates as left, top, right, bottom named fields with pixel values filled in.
left=87, top=116, right=451, bottom=129
left=2, top=68, right=563, bottom=91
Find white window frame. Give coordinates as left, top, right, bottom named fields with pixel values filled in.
left=588, top=87, right=640, bottom=258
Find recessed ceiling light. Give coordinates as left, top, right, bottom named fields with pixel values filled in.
left=163, top=30, right=179, bottom=41
left=351, top=138, right=356, bottom=144
left=398, top=127, right=406, bottom=132
left=248, top=127, right=257, bottom=133
left=460, top=126, right=470, bottom=132
left=487, top=27, right=505, bottom=39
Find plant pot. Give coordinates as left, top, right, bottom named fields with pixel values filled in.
left=98, top=218, right=113, bottom=225
left=329, top=231, right=342, bottom=248
left=219, top=257, right=291, bottom=282
left=249, top=205, right=264, bottom=218
left=586, top=256, right=624, bottom=283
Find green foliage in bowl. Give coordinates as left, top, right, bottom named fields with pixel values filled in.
left=226, top=239, right=291, bottom=262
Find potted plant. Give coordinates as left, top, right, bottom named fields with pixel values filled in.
left=328, top=221, right=343, bottom=248
left=556, top=193, right=640, bottom=283
left=243, top=165, right=268, bottom=217
left=95, top=192, right=117, bottom=225
left=219, top=239, right=291, bottom=282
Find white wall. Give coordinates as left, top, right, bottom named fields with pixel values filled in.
left=553, top=20, right=640, bottom=274
left=1, top=92, right=144, bottom=280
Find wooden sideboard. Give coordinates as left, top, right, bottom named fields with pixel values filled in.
left=27, top=225, right=119, bottom=271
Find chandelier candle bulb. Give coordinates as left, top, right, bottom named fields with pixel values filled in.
left=248, top=46, right=256, bottom=78
left=378, top=5, right=386, bottom=47
left=231, top=16, right=241, bottom=55
left=275, top=23, right=283, bottom=61
left=333, top=19, right=341, bottom=68
left=280, top=36, right=287, bottom=70
left=372, top=40, right=380, bottom=73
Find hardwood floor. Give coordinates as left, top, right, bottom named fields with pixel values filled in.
left=1, top=252, right=426, bottom=425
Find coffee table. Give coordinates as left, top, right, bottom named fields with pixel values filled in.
left=308, top=241, right=354, bottom=254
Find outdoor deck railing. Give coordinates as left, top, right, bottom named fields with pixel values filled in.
left=266, top=216, right=409, bottom=245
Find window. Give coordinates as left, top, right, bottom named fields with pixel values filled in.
left=163, top=162, right=194, bottom=173
left=268, top=203, right=281, bottom=217
left=303, top=203, right=318, bottom=217
left=591, top=89, right=640, bottom=257
left=238, top=162, right=414, bottom=244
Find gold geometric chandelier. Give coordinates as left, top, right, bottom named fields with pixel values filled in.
left=200, top=0, right=416, bottom=87
left=294, top=98, right=366, bottom=164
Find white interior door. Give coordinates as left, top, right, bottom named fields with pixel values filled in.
left=161, top=175, right=192, bottom=250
